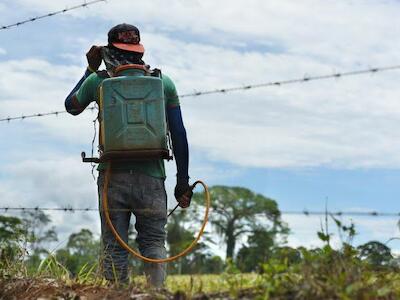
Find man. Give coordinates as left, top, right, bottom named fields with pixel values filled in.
left=65, top=23, right=192, bottom=287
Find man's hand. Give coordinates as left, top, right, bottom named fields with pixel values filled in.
left=174, top=180, right=193, bottom=208
left=86, top=45, right=102, bottom=72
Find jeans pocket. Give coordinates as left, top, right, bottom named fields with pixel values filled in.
left=140, top=177, right=167, bottom=216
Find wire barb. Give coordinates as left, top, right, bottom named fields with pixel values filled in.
left=0, top=0, right=107, bottom=30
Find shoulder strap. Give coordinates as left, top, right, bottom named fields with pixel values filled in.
left=151, top=68, right=162, bottom=78
left=96, top=70, right=110, bottom=79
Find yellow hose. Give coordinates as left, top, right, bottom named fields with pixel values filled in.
left=102, top=164, right=210, bottom=263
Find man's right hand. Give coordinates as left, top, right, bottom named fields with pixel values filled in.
left=86, top=45, right=102, bottom=72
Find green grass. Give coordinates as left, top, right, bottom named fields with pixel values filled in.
left=165, top=273, right=258, bottom=296
left=3, top=244, right=400, bottom=299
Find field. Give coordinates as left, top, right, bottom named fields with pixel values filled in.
left=2, top=246, right=400, bottom=300
left=2, top=208, right=400, bottom=299
left=0, top=274, right=258, bottom=300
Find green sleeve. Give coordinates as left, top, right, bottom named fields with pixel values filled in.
left=162, top=74, right=180, bottom=107
left=76, top=73, right=104, bottom=107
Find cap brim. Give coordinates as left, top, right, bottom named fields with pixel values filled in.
left=112, top=42, right=145, bottom=53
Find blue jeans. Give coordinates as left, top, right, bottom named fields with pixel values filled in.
left=97, top=170, right=167, bottom=286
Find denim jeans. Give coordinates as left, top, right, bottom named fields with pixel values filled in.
left=97, top=170, right=167, bottom=286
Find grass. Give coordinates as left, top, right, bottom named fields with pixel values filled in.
left=166, top=273, right=258, bottom=296
left=2, top=261, right=400, bottom=299
left=2, top=218, right=400, bottom=299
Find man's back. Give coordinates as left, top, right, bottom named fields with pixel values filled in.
left=72, top=69, right=180, bottom=178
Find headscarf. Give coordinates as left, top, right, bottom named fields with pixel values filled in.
left=101, top=46, right=146, bottom=75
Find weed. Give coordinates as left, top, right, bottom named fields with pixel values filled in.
left=36, top=254, right=70, bottom=281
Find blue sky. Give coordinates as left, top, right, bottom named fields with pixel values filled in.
left=1, top=0, right=400, bottom=254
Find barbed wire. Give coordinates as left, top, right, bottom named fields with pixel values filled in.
left=1, top=0, right=107, bottom=31
left=179, top=65, right=400, bottom=98
left=1, top=64, right=399, bottom=123
left=0, top=106, right=97, bottom=122
left=0, top=206, right=399, bottom=217
left=282, top=210, right=400, bottom=217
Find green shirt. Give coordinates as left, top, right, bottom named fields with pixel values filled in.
left=76, top=70, right=180, bottom=179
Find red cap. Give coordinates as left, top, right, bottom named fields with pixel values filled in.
left=112, top=42, right=145, bottom=53
left=108, top=23, right=145, bottom=53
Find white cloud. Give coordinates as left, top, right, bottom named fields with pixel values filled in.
left=142, top=34, right=400, bottom=169
left=2, top=25, right=400, bottom=169
left=0, top=48, right=6, bottom=55
left=12, top=0, right=400, bottom=63
left=0, top=156, right=100, bottom=246
left=1, top=157, right=97, bottom=208
left=0, top=58, right=96, bottom=146
left=1, top=0, right=400, bottom=250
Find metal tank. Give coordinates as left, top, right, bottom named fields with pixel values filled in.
left=98, top=66, right=170, bottom=161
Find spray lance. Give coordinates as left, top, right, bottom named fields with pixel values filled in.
left=168, top=184, right=195, bottom=217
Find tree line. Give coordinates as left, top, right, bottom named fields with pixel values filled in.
left=0, top=185, right=396, bottom=277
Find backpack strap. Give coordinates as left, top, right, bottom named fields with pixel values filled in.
left=96, top=70, right=110, bottom=79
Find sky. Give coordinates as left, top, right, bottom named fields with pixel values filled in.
left=1, top=0, right=400, bottom=255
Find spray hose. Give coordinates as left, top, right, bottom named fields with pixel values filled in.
left=102, top=164, right=211, bottom=263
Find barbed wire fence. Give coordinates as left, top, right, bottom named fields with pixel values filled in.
left=1, top=64, right=399, bottom=123
left=0, top=206, right=400, bottom=217
left=0, top=0, right=107, bottom=31
left=2, top=207, right=400, bottom=240
left=179, top=65, right=400, bottom=98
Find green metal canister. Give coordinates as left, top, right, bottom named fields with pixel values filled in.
left=99, top=66, right=170, bottom=161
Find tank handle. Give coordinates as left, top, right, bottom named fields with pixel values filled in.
left=114, top=64, right=150, bottom=76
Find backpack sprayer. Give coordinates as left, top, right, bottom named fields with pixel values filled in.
left=81, top=63, right=210, bottom=263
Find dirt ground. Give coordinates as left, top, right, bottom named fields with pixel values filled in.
left=0, top=278, right=170, bottom=300
left=0, top=278, right=257, bottom=300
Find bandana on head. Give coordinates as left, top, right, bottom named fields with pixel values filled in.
left=101, top=46, right=145, bottom=73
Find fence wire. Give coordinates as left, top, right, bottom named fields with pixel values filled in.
left=1, top=0, right=107, bottom=30
left=1, top=64, right=400, bottom=123
left=179, top=65, right=400, bottom=98
left=0, top=206, right=399, bottom=217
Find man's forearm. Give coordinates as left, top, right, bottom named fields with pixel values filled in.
left=65, top=68, right=93, bottom=115
left=167, top=106, right=189, bottom=181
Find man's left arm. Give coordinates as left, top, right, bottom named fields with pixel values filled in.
left=164, top=75, right=192, bottom=207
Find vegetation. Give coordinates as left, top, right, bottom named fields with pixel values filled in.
left=192, top=186, right=288, bottom=259
left=1, top=185, right=400, bottom=299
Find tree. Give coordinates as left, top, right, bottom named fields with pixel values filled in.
left=236, top=228, right=275, bottom=272
left=21, top=210, right=58, bottom=272
left=166, top=209, right=223, bottom=274
left=167, top=211, right=195, bottom=258
left=22, top=210, right=58, bottom=255
left=0, top=215, right=26, bottom=242
left=56, top=228, right=99, bottom=275
left=357, top=241, right=393, bottom=266
left=0, top=215, right=27, bottom=263
left=271, top=246, right=302, bottom=265
left=202, top=255, right=224, bottom=274
left=193, top=186, right=288, bottom=259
